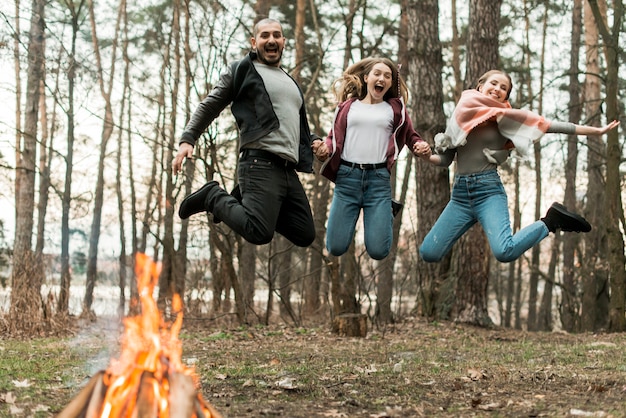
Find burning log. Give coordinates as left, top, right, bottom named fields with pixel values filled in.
left=57, top=370, right=221, bottom=418
left=57, top=254, right=222, bottom=418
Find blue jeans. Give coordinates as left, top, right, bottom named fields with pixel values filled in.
left=419, top=170, right=549, bottom=263
left=326, top=165, right=393, bottom=260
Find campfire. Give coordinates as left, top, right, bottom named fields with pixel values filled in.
left=58, top=253, right=222, bottom=418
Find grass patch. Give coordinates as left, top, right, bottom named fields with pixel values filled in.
left=1, top=318, right=625, bottom=417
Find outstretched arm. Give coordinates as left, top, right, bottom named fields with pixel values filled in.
left=574, top=120, right=620, bottom=136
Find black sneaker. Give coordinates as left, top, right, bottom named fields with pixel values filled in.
left=178, top=181, right=218, bottom=219
left=392, top=199, right=403, bottom=218
left=542, top=202, right=591, bottom=233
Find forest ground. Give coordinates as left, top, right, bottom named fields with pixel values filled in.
left=1, top=316, right=625, bottom=417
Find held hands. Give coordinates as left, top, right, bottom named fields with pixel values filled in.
left=172, top=142, right=194, bottom=176
left=413, top=141, right=432, bottom=160
left=312, top=139, right=330, bottom=162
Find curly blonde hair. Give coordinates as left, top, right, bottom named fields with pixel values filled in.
left=332, top=57, right=408, bottom=103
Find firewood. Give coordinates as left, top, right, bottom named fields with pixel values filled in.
left=168, top=372, right=195, bottom=416
left=135, top=372, right=158, bottom=417
left=56, top=371, right=104, bottom=418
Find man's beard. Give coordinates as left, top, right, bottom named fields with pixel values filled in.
left=257, top=48, right=282, bottom=66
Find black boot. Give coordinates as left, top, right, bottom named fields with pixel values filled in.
left=391, top=199, right=403, bottom=218
left=541, top=202, right=591, bottom=233
left=178, top=181, right=219, bottom=219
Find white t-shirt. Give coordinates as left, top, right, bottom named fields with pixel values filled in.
left=341, top=100, right=393, bottom=164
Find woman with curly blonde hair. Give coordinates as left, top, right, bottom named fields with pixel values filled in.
left=312, top=57, right=423, bottom=259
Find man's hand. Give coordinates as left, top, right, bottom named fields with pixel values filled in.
left=413, top=141, right=432, bottom=160
left=173, top=142, right=194, bottom=176
left=312, top=139, right=329, bottom=162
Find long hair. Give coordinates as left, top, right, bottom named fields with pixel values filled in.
left=475, top=70, right=513, bottom=100
left=332, top=57, right=408, bottom=103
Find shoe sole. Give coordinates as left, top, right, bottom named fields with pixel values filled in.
left=551, top=202, right=592, bottom=232
left=178, top=182, right=216, bottom=219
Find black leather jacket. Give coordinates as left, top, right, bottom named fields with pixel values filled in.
left=180, top=51, right=315, bottom=173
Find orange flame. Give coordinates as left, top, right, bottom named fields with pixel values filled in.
left=98, top=253, right=217, bottom=417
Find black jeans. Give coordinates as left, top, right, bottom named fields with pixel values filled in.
left=210, top=153, right=315, bottom=247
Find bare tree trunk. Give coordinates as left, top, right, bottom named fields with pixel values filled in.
left=125, top=84, right=138, bottom=314
left=239, top=241, right=256, bottom=320
left=406, top=0, right=449, bottom=320
left=538, top=238, right=559, bottom=331
left=58, top=0, right=87, bottom=315
left=513, top=254, right=522, bottom=329
left=581, top=0, right=610, bottom=332
left=526, top=0, right=549, bottom=332
left=376, top=159, right=412, bottom=324
left=342, top=0, right=357, bottom=70
left=35, top=66, right=49, bottom=259
left=115, top=0, right=130, bottom=318
left=305, top=166, right=329, bottom=317
left=274, top=236, right=294, bottom=321
left=453, top=0, right=502, bottom=327
left=13, top=0, right=22, bottom=215
left=450, top=0, right=463, bottom=102
left=452, top=238, right=492, bottom=326
left=374, top=0, right=411, bottom=326
left=83, top=0, right=122, bottom=316
left=158, top=0, right=182, bottom=310
left=587, top=0, right=626, bottom=332
left=10, top=0, right=46, bottom=332
left=175, top=0, right=193, bottom=315
left=36, top=46, right=62, bottom=257
left=504, top=160, right=520, bottom=328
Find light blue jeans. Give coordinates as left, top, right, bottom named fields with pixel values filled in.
left=326, top=165, right=393, bottom=260
left=419, top=170, right=549, bottom=263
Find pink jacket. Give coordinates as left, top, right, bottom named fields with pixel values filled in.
left=320, top=97, right=423, bottom=182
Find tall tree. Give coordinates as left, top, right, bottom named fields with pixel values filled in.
left=375, top=0, right=411, bottom=325
left=158, top=0, right=182, bottom=309
left=452, top=0, right=502, bottom=327
left=406, top=0, right=449, bottom=320
left=580, top=0, right=605, bottom=332
left=526, top=0, right=548, bottom=332
left=10, top=0, right=46, bottom=332
left=82, top=0, right=122, bottom=315
left=58, top=0, right=87, bottom=314
left=115, top=0, right=130, bottom=318
left=587, top=0, right=625, bottom=332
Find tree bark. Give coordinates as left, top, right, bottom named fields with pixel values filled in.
left=83, top=0, right=122, bottom=315
left=10, top=0, right=46, bottom=332
left=406, top=0, right=449, bottom=320
left=580, top=0, right=605, bottom=332
left=453, top=0, right=502, bottom=327
left=586, top=0, right=626, bottom=332
left=58, top=0, right=87, bottom=315
left=158, top=0, right=182, bottom=310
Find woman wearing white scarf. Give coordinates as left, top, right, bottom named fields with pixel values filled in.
left=414, top=70, right=619, bottom=263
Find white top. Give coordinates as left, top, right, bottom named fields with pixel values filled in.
left=341, top=100, right=393, bottom=164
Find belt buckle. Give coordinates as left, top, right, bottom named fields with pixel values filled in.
left=358, top=163, right=365, bottom=170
